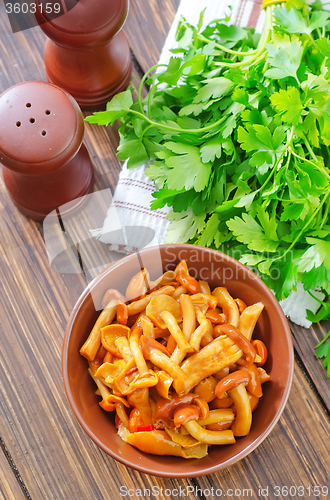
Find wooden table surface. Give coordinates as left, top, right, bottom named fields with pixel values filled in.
left=0, top=2, right=329, bottom=499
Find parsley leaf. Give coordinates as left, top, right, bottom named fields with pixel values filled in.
left=162, top=142, right=212, bottom=192
left=298, top=238, right=330, bottom=272
left=117, top=137, right=149, bottom=168
left=265, top=35, right=303, bottom=80
left=314, top=328, right=330, bottom=377
left=193, top=77, right=234, bottom=103
left=274, top=6, right=330, bottom=35
left=227, top=213, right=279, bottom=252
left=86, top=89, right=133, bottom=125
left=164, top=209, right=206, bottom=243
left=280, top=202, right=305, bottom=222
left=238, top=124, right=285, bottom=174
left=270, top=87, right=304, bottom=125
left=196, top=213, right=220, bottom=247
left=200, top=136, right=222, bottom=163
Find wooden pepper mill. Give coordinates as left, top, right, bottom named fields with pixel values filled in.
left=0, top=81, right=94, bottom=221
left=35, top=0, right=132, bottom=110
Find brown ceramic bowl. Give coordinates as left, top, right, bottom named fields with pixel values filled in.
left=62, top=244, right=294, bottom=477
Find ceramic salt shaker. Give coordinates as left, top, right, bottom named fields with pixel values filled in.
left=35, top=0, right=132, bottom=110
left=0, top=81, right=94, bottom=221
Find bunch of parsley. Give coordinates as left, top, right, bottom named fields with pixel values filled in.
left=87, top=0, right=330, bottom=374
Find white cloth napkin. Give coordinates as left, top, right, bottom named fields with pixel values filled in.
left=91, top=0, right=324, bottom=327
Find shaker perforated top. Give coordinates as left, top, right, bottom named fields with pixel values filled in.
left=0, top=81, right=84, bottom=173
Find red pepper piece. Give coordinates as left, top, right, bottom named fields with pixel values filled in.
left=136, top=424, right=156, bottom=432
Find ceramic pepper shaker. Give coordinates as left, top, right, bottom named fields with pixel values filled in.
left=0, top=81, right=94, bottom=221
left=35, top=0, right=132, bottom=110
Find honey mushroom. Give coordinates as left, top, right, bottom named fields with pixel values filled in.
left=126, top=269, right=178, bottom=302
left=125, top=269, right=150, bottom=301
left=193, top=397, right=209, bottom=420
left=173, top=405, right=200, bottom=427
left=212, top=287, right=240, bottom=326
left=214, top=324, right=257, bottom=364
left=238, top=302, right=265, bottom=340
left=171, top=396, right=236, bottom=445
left=252, top=339, right=268, bottom=366
left=80, top=298, right=117, bottom=361
left=128, top=328, right=159, bottom=390
left=176, top=274, right=200, bottom=294
left=127, top=286, right=176, bottom=316
left=153, top=393, right=197, bottom=428
left=160, top=310, right=194, bottom=355
left=215, top=370, right=253, bottom=437
left=116, top=301, right=128, bottom=325
left=194, top=375, right=218, bottom=403
left=80, top=259, right=271, bottom=458
left=198, top=280, right=211, bottom=294
left=189, top=307, right=213, bottom=351
left=181, top=416, right=236, bottom=445
left=141, top=335, right=192, bottom=397
left=101, top=324, right=131, bottom=357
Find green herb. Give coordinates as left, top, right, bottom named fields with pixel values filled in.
left=307, top=293, right=330, bottom=374
left=86, top=0, right=330, bottom=371
left=315, top=333, right=330, bottom=376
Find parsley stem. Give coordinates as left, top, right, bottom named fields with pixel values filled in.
left=259, top=128, right=294, bottom=195
left=319, top=195, right=330, bottom=229
left=291, top=150, right=330, bottom=182
left=272, top=191, right=330, bottom=262
left=197, top=33, right=259, bottom=56
left=140, top=124, right=154, bottom=139
left=214, top=6, right=272, bottom=68
left=301, top=134, right=319, bottom=163
left=214, top=47, right=265, bottom=68
left=128, top=108, right=227, bottom=134
left=308, top=290, right=323, bottom=302
left=148, top=84, right=156, bottom=120
left=314, top=328, right=330, bottom=348
left=137, top=63, right=167, bottom=115
left=136, top=61, right=228, bottom=132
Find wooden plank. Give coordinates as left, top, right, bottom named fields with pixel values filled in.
left=124, top=0, right=180, bottom=73
left=0, top=450, right=27, bottom=500
left=290, top=320, right=330, bottom=409
left=0, top=9, right=46, bottom=89
left=109, top=465, right=201, bottom=500
left=0, top=189, right=116, bottom=500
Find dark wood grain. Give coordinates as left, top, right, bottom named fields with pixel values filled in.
left=0, top=10, right=46, bottom=88
left=290, top=320, right=330, bottom=409
left=0, top=450, right=27, bottom=500
left=124, top=0, right=181, bottom=74
left=0, top=0, right=330, bottom=499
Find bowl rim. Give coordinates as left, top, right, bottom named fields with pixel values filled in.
left=62, top=244, right=294, bottom=477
